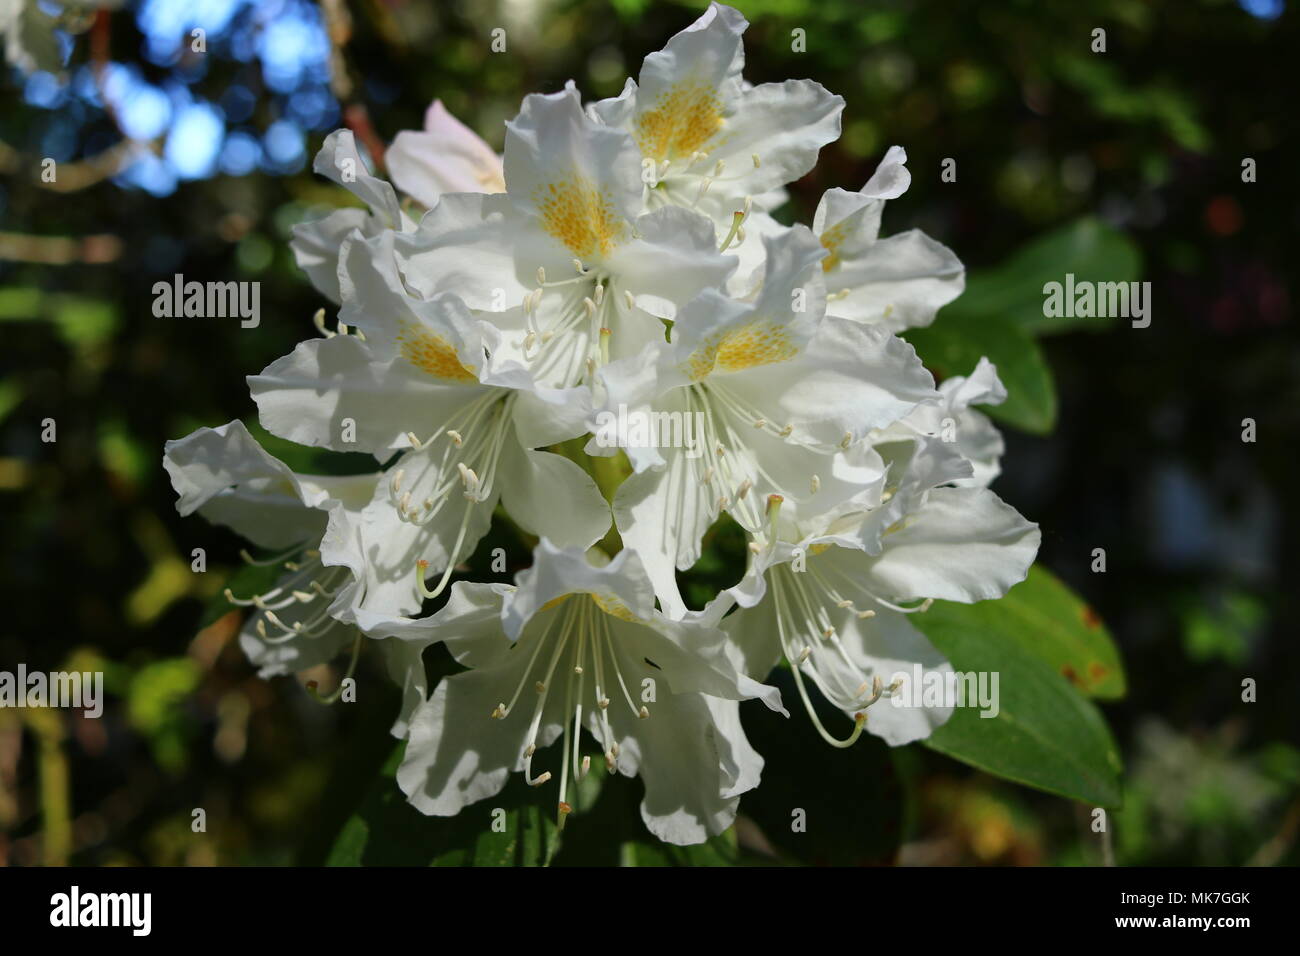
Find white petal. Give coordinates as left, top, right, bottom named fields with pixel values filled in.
left=396, top=650, right=559, bottom=817
left=825, top=229, right=965, bottom=331
left=163, top=419, right=341, bottom=548
left=861, top=145, right=911, bottom=199
left=394, top=192, right=564, bottom=310
left=904, top=358, right=1007, bottom=487
left=337, top=230, right=488, bottom=368
left=320, top=442, right=497, bottom=618
left=387, top=100, right=504, bottom=208
left=355, top=581, right=512, bottom=668
left=704, top=79, right=843, bottom=196
left=311, top=129, right=403, bottom=227
left=495, top=441, right=611, bottom=554
left=605, top=608, right=782, bottom=711
left=290, top=207, right=370, bottom=304
left=507, top=386, right=594, bottom=448
left=613, top=445, right=718, bottom=619
left=634, top=2, right=747, bottom=126
left=716, top=317, right=938, bottom=448
left=501, top=542, right=657, bottom=640
left=248, top=333, right=493, bottom=457
left=862, top=486, right=1040, bottom=603
left=503, top=87, right=643, bottom=265
left=704, top=696, right=765, bottom=799
left=604, top=205, right=738, bottom=319
left=380, top=638, right=428, bottom=738
left=831, top=604, right=954, bottom=746
left=609, top=685, right=738, bottom=845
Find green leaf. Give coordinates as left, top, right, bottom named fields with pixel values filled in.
left=904, top=218, right=1141, bottom=434
left=972, top=565, right=1125, bottom=699
left=905, top=313, right=1057, bottom=434
left=946, top=217, right=1143, bottom=335
left=326, top=744, right=571, bottom=866
left=915, top=593, right=1124, bottom=808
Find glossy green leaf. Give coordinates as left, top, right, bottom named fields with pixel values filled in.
left=973, top=565, right=1125, bottom=699
left=915, top=593, right=1124, bottom=808
left=946, top=217, right=1142, bottom=335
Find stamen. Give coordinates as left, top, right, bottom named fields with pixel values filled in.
left=238, top=543, right=303, bottom=567
left=718, top=209, right=747, bottom=252
left=312, top=308, right=333, bottom=338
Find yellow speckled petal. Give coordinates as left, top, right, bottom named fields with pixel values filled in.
left=396, top=324, right=479, bottom=382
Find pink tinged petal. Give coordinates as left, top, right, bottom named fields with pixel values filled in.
left=387, top=100, right=505, bottom=208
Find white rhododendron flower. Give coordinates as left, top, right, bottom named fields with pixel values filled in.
left=718, top=382, right=1040, bottom=747
left=595, top=225, right=939, bottom=615
left=161, top=421, right=428, bottom=733
left=370, top=542, right=783, bottom=845
left=590, top=2, right=842, bottom=223
left=392, top=86, right=738, bottom=394
left=250, top=231, right=611, bottom=618
left=164, top=1, right=1046, bottom=848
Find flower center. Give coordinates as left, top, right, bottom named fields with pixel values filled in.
left=225, top=545, right=361, bottom=701
left=683, top=320, right=798, bottom=381
left=635, top=82, right=725, bottom=162
left=819, top=220, right=851, bottom=272
left=535, top=177, right=626, bottom=260
left=489, top=594, right=650, bottom=828
left=766, top=554, right=930, bottom=747
left=386, top=391, right=515, bottom=602
left=396, top=323, right=479, bottom=382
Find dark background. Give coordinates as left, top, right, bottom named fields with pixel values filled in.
left=0, top=0, right=1296, bottom=865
